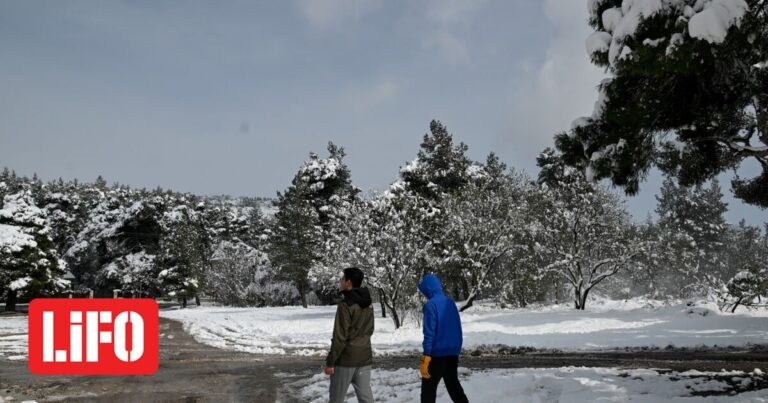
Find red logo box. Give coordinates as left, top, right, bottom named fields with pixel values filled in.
left=28, top=298, right=158, bottom=375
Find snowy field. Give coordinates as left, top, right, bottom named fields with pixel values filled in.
left=293, top=367, right=768, bottom=403
left=2, top=299, right=767, bottom=360
left=0, top=315, right=27, bottom=361
left=2, top=300, right=768, bottom=401
left=159, top=299, right=768, bottom=356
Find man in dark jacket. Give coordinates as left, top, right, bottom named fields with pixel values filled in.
left=324, top=267, right=375, bottom=403
left=418, top=273, right=469, bottom=403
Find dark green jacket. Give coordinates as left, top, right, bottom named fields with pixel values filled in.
left=325, top=287, right=374, bottom=367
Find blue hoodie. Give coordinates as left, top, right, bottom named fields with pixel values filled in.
left=418, top=274, right=463, bottom=357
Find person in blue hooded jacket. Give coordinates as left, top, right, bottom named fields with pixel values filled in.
left=418, top=273, right=469, bottom=403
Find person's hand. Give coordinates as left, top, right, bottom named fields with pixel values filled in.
left=324, top=366, right=335, bottom=376
left=419, top=355, right=431, bottom=379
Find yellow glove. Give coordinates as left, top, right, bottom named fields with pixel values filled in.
left=420, top=355, right=432, bottom=379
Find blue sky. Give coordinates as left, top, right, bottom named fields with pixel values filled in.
left=0, top=0, right=764, bottom=224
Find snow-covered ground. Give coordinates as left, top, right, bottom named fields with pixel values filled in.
left=159, top=299, right=768, bottom=356
left=3, top=299, right=767, bottom=359
left=3, top=299, right=768, bottom=401
left=0, top=315, right=27, bottom=361
left=293, top=367, right=768, bottom=403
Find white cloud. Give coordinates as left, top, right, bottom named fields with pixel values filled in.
left=420, top=0, right=486, bottom=64
left=295, top=0, right=380, bottom=30
left=343, top=79, right=400, bottom=113
left=504, top=0, right=606, bottom=158
left=425, top=0, right=484, bottom=25
left=422, top=31, right=469, bottom=64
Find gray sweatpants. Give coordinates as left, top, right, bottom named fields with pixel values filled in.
left=329, top=365, right=374, bottom=403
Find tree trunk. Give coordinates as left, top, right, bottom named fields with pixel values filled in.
left=731, top=297, right=743, bottom=314
left=195, top=295, right=201, bottom=306
left=459, top=293, right=476, bottom=312
left=377, top=288, right=388, bottom=318
left=390, top=307, right=401, bottom=329
left=554, top=278, right=564, bottom=304
left=5, top=289, right=17, bottom=312
left=452, top=284, right=461, bottom=301
left=381, top=295, right=401, bottom=328
left=574, top=287, right=585, bottom=310
left=517, top=296, right=528, bottom=309
left=182, top=296, right=187, bottom=308
left=300, top=288, right=308, bottom=308
left=574, top=286, right=589, bottom=310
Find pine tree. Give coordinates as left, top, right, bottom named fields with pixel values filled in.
left=64, top=185, right=164, bottom=296
left=95, top=175, right=108, bottom=191
left=0, top=190, right=67, bottom=311
left=297, top=142, right=359, bottom=227
left=393, top=121, right=474, bottom=298
left=277, top=142, right=360, bottom=304
left=268, top=180, right=322, bottom=308
left=158, top=206, right=209, bottom=307
left=400, top=120, right=472, bottom=201
left=654, top=176, right=729, bottom=295
left=242, top=205, right=267, bottom=249
left=556, top=0, right=767, bottom=206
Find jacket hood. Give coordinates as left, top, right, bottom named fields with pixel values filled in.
left=342, top=287, right=372, bottom=308
left=418, top=274, right=443, bottom=299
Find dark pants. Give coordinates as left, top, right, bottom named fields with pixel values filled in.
left=421, top=355, right=469, bottom=403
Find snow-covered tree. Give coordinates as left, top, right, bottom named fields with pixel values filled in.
left=39, top=185, right=88, bottom=257
left=653, top=177, right=729, bottom=295
left=537, top=151, right=650, bottom=310
left=268, top=180, right=322, bottom=308
left=297, top=142, right=359, bottom=228
left=157, top=205, right=210, bottom=307
left=0, top=190, right=68, bottom=311
left=657, top=178, right=728, bottom=250
left=199, top=198, right=256, bottom=246
left=394, top=120, right=478, bottom=299
left=714, top=221, right=768, bottom=311
left=99, top=251, right=157, bottom=297
left=557, top=0, right=768, bottom=206
left=400, top=120, right=472, bottom=201
left=269, top=142, right=359, bottom=306
left=322, top=185, right=433, bottom=328
left=94, top=175, right=108, bottom=191
left=207, top=240, right=297, bottom=307
left=719, top=264, right=768, bottom=312
left=498, top=183, right=561, bottom=307
left=1, top=170, right=283, bottom=306
left=436, top=157, right=533, bottom=311
left=0, top=169, right=23, bottom=196
left=241, top=206, right=267, bottom=249
left=65, top=191, right=165, bottom=296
